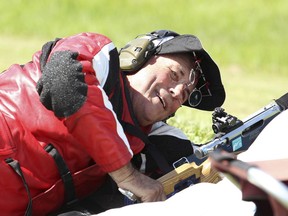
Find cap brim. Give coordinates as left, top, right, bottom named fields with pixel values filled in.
left=156, top=35, right=225, bottom=111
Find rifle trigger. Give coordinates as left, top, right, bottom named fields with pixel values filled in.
left=173, top=157, right=189, bottom=169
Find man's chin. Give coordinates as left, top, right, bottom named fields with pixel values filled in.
left=135, top=106, right=166, bottom=126
left=137, top=115, right=158, bottom=127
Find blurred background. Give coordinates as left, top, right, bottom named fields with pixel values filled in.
left=1, top=0, right=287, bottom=142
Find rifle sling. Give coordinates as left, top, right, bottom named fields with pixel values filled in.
left=5, top=158, right=32, bottom=216
left=45, top=143, right=78, bottom=206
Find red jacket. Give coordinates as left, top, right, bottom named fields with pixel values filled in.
left=0, top=32, right=149, bottom=215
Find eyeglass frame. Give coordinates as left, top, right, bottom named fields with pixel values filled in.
left=186, top=52, right=212, bottom=107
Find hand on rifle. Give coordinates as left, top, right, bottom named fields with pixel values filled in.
left=109, top=162, right=166, bottom=202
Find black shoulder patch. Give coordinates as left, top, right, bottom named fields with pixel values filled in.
left=148, top=135, right=193, bottom=164
left=36, top=50, right=87, bottom=118
left=39, top=38, right=61, bottom=71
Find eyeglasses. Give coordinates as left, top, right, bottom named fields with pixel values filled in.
left=187, top=52, right=212, bottom=107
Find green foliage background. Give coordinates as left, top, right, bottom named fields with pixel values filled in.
left=1, top=0, right=287, bottom=142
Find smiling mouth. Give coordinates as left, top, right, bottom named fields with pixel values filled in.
left=157, top=93, right=166, bottom=109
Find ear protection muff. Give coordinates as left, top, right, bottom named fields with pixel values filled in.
left=119, top=30, right=179, bottom=73
left=119, top=34, right=157, bottom=72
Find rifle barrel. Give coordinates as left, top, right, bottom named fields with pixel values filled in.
left=195, top=100, right=283, bottom=159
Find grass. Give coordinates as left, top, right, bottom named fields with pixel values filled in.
left=1, top=0, right=287, bottom=143
left=1, top=0, right=288, bottom=74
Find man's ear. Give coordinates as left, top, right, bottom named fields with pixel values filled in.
left=119, top=36, right=156, bottom=73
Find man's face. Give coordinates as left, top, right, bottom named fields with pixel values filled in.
left=127, top=53, right=197, bottom=126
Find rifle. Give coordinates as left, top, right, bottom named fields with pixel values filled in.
left=120, top=92, right=288, bottom=201
left=158, top=92, right=288, bottom=197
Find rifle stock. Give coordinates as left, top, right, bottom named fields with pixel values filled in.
left=158, top=158, right=222, bottom=196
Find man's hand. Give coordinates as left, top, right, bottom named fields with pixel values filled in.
left=109, top=163, right=166, bottom=202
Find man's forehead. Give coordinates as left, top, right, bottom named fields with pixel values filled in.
left=164, top=53, right=194, bottom=69
left=176, top=54, right=195, bottom=75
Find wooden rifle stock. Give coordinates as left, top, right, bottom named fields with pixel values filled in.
left=157, top=158, right=222, bottom=196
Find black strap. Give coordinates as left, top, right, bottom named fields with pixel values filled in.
left=121, top=121, right=173, bottom=174
left=5, top=158, right=32, bottom=216
left=45, top=144, right=78, bottom=206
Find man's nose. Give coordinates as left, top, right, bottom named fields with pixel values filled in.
left=170, top=83, right=185, bottom=103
